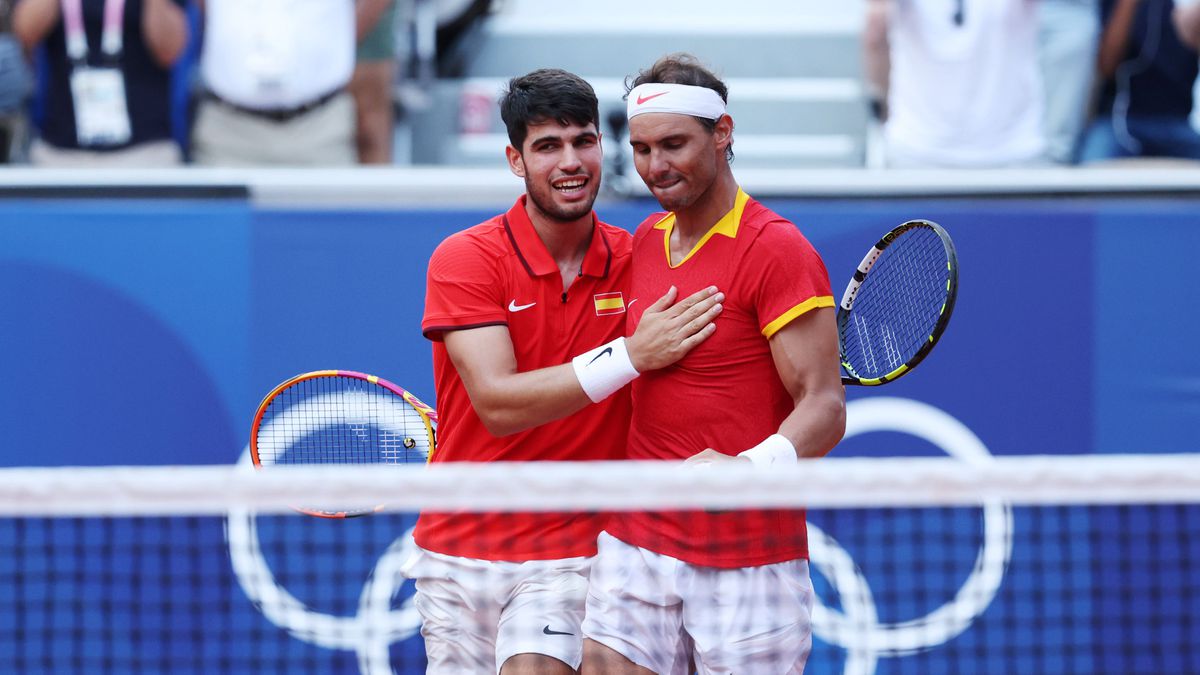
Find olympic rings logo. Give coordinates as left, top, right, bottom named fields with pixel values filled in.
left=227, top=396, right=1011, bottom=674
left=809, top=397, right=1013, bottom=674
left=226, top=452, right=423, bottom=675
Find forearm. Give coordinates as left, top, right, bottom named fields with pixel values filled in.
left=12, top=0, right=61, bottom=51
left=776, top=388, right=846, bottom=460
left=142, top=0, right=188, bottom=68
left=697, top=388, right=845, bottom=468
left=756, top=306, right=844, bottom=461
left=862, top=0, right=891, bottom=118
left=1098, top=0, right=1141, bottom=78
left=356, top=0, right=391, bottom=42
left=460, top=362, right=595, bottom=437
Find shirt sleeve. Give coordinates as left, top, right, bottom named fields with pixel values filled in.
left=748, top=221, right=836, bottom=339
left=421, top=233, right=507, bottom=340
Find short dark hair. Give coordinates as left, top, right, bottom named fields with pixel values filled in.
left=626, top=53, right=733, bottom=162
left=500, top=69, right=600, bottom=151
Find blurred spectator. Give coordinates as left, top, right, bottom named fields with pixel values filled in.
left=12, top=0, right=188, bottom=167
left=349, top=0, right=396, bottom=164
left=1079, top=0, right=1200, bottom=162
left=863, top=0, right=1047, bottom=168
left=191, top=0, right=384, bottom=166
left=1039, top=0, right=1101, bottom=164
left=0, top=0, right=34, bottom=162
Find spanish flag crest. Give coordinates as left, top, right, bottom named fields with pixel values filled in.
left=593, top=292, right=626, bottom=316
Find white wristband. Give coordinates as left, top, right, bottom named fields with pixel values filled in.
left=571, top=337, right=640, bottom=403
left=738, top=434, right=797, bottom=467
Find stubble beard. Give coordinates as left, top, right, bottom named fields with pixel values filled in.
left=526, top=177, right=596, bottom=223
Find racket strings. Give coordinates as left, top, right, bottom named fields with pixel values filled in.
left=256, top=376, right=433, bottom=467
left=253, top=375, right=435, bottom=518
left=842, top=228, right=950, bottom=378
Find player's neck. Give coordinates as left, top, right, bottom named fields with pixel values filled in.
left=526, top=203, right=593, bottom=284
left=672, top=170, right=739, bottom=242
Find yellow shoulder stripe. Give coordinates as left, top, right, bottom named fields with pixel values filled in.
left=761, top=295, right=835, bottom=338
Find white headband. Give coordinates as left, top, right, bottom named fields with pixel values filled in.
left=627, top=83, right=727, bottom=121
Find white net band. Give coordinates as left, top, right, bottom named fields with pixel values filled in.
left=2, top=454, right=1198, bottom=517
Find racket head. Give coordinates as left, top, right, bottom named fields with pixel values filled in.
left=838, top=220, right=958, bottom=386
left=249, top=370, right=438, bottom=518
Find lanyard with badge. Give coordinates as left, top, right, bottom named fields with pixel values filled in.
left=63, top=0, right=132, bottom=146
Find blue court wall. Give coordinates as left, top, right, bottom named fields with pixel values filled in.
left=1, top=196, right=1195, bottom=466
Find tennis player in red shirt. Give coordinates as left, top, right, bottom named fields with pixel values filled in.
left=406, top=68, right=724, bottom=675
left=581, top=54, right=848, bottom=675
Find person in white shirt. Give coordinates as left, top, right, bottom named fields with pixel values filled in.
left=863, top=0, right=1048, bottom=168
left=191, top=0, right=389, bottom=166
left=1039, top=0, right=1101, bottom=164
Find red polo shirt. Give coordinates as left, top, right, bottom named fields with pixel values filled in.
left=418, top=196, right=632, bottom=560
left=606, top=189, right=834, bottom=568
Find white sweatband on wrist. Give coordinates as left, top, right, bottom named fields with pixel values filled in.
left=627, top=83, right=727, bottom=121
left=571, top=337, right=640, bottom=403
left=738, top=434, right=798, bottom=467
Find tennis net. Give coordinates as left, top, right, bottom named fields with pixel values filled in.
left=1, top=454, right=1198, bottom=674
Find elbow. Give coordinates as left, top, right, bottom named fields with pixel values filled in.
left=144, top=12, right=189, bottom=68
left=811, top=389, right=847, bottom=457
left=788, top=386, right=846, bottom=458
left=1097, top=56, right=1119, bottom=80
left=149, top=34, right=188, bottom=68
left=826, top=394, right=847, bottom=451
left=155, top=44, right=186, bottom=69
left=478, top=415, right=525, bottom=439
left=473, top=402, right=529, bottom=438
left=11, top=16, right=44, bottom=51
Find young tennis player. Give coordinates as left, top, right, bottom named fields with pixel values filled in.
left=407, top=67, right=723, bottom=674
left=581, top=53, right=847, bottom=675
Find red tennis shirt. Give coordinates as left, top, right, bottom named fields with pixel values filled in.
left=418, top=195, right=632, bottom=561
left=605, top=189, right=834, bottom=568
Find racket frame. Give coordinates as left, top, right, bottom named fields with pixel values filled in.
left=249, top=369, right=438, bottom=518
left=838, top=219, right=958, bottom=386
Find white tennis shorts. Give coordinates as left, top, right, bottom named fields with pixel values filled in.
left=582, top=532, right=814, bottom=675
left=401, top=546, right=592, bottom=673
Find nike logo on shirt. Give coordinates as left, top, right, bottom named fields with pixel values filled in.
left=542, top=625, right=574, bottom=636
left=508, top=300, right=537, bottom=312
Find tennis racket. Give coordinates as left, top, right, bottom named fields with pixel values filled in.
left=249, top=370, right=437, bottom=518
left=838, top=219, right=958, bottom=386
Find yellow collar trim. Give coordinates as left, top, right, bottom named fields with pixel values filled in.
left=654, top=188, right=749, bottom=268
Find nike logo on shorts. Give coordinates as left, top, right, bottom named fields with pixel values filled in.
left=542, top=625, right=574, bottom=636
left=508, top=300, right=537, bottom=312
left=587, top=347, right=613, bottom=365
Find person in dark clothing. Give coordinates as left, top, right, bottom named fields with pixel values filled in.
left=1080, top=0, right=1200, bottom=162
